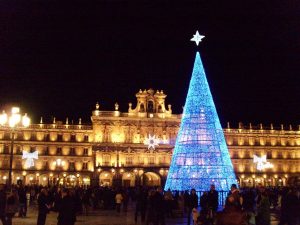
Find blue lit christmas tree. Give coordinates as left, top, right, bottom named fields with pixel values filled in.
left=164, top=50, right=237, bottom=192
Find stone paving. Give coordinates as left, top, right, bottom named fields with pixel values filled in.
left=12, top=204, right=279, bottom=225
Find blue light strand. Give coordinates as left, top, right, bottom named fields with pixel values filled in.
left=165, top=52, right=237, bottom=193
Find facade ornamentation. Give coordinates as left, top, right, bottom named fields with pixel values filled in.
left=0, top=89, right=299, bottom=187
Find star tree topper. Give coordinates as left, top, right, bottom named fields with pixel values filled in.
left=190, top=31, right=205, bottom=46
left=144, top=134, right=160, bottom=150
left=22, top=150, right=38, bottom=168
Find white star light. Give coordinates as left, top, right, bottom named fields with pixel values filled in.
left=144, top=134, right=160, bottom=150
left=22, top=151, right=38, bottom=168
left=190, top=31, right=205, bottom=46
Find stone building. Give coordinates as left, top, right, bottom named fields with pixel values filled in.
left=0, top=89, right=299, bottom=187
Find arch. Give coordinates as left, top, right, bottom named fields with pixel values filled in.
left=140, top=104, right=145, bottom=112
left=122, top=172, right=135, bottom=187
left=142, top=172, right=161, bottom=186
left=38, top=174, right=49, bottom=186
left=25, top=173, right=37, bottom=185
left=157, top=104, right=163, bottom=113
left=147, top=101, right=154, bottom=113
left=99, top=171, right=113, bottom=186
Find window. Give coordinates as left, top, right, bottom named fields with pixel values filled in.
left=125, top=156, right=133, bottom=165
left=4, top=145, right=9, bottom=154
left=84, top=148, right=88, bottom=156
left=83, top=162, right=88, bottom=170
left=138, top=156, right=144, bottom=165
left=69, top=162, right=75, bottom=171
left=103, top=154, right=111, bottom=166
left=159, top=156, right=166, bottom=164
left=84, top=135, right=89, bottom=142
left=149, top=156, right=155, bottom=165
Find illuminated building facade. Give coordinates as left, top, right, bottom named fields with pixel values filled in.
left=0, top=89, right=299, bottom=187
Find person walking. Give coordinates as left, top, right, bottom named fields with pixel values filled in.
left=153, top=187, right=165, bottom=225
left=207, top=184, right=219, bottom=224
left=37, top=188, right=51, bottom=225
left=135, top=187, right=147, bottom=223
left=0, top=184, right=7, bottom=225
left=5, top=189, right=19, bottom=225
left=56, top=188, right=76, bottom=225
left=187, top=189, right=198, bottom=225
left=115, top=190, right=123, bottom=213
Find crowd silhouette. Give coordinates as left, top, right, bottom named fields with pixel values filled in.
left=0, top=182, right=299, bottom=225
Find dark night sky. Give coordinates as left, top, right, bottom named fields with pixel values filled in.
left=0, top=1, right=300, bottom=127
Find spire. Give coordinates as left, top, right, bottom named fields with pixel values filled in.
left=165, top=52, right=237, bottom=192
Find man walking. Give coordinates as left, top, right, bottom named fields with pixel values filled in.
left=0, top=184, right=6, bottom=225
left=37, top=188, right=51, bottom=225
left=187, top=189, right=198, bottom=225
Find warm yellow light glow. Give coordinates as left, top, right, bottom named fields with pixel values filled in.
left=36, top=173, right=40, bottom=177
left=63, top=173, right=67, bottom=177
left=120, top=169, right=124, bottom=173
left=111, top=130, right=125, bottom=143
left=16, top=176, right=20, bottom=180
left=0, top=111, right=7, bottom=126
left=104, top=173, right=108, bottom=177
left=22, top=171, right=27, bottom=176
left=43, top=177, right=47, bottom=181
left=9, top=113, right=21, bottom=127
left=49, top=173, right=53, bottom=177
left=12, top=107, right=20, bottom=114
left=126, top=173, right=131, bottom=178
left=3, top=176, right=7, bottom=180
left=111, top=169, right=115, bottom=173
left=76, top=173, right=80, bottom=178
left=29, top=177, right=33, bottom=181
left=22, top=114, right=30, bottom=127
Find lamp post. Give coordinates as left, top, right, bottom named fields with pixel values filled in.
left=0, top=107, right=30, bottom=189
left=54, top=158, right=65, bottom=186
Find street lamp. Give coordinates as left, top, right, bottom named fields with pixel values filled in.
left=54, top=158, right=65, bottom=185
left=0, top=107, right=30, bottom=189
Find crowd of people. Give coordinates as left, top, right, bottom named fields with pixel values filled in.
left=0, top=182, right=299, bottom=225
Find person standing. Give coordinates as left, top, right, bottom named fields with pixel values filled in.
left=207, top=184, right=219, bottom=223
left=37, top=188, right=51, bottom=225
left=135, top=187, right=147, bottom=223
left=115, top=190, right=123, bottom=213
left=226, top=184, right=242, bottom=209
left=0, top=184, right=7, bottom=225
left=153, top=187, right=165, bottom=225
left=56, top=188, right=76, bottom=225
left=18, top=185, right=27, bottom=218
left=5, top=189, right=19, bottom=225
left=187, top=189, right=198, bottom=225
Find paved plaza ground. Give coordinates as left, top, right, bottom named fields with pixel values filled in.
left=12, top=203, right=280, bottom=225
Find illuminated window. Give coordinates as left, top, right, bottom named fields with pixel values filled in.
left=103, top=154, right=111, bottom=166
left=149, top=156, right=155, bottom=165
left=125, top=156, right=133, bottom=165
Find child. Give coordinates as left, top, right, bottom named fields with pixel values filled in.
left=192, top=208, right=199, bottom=225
